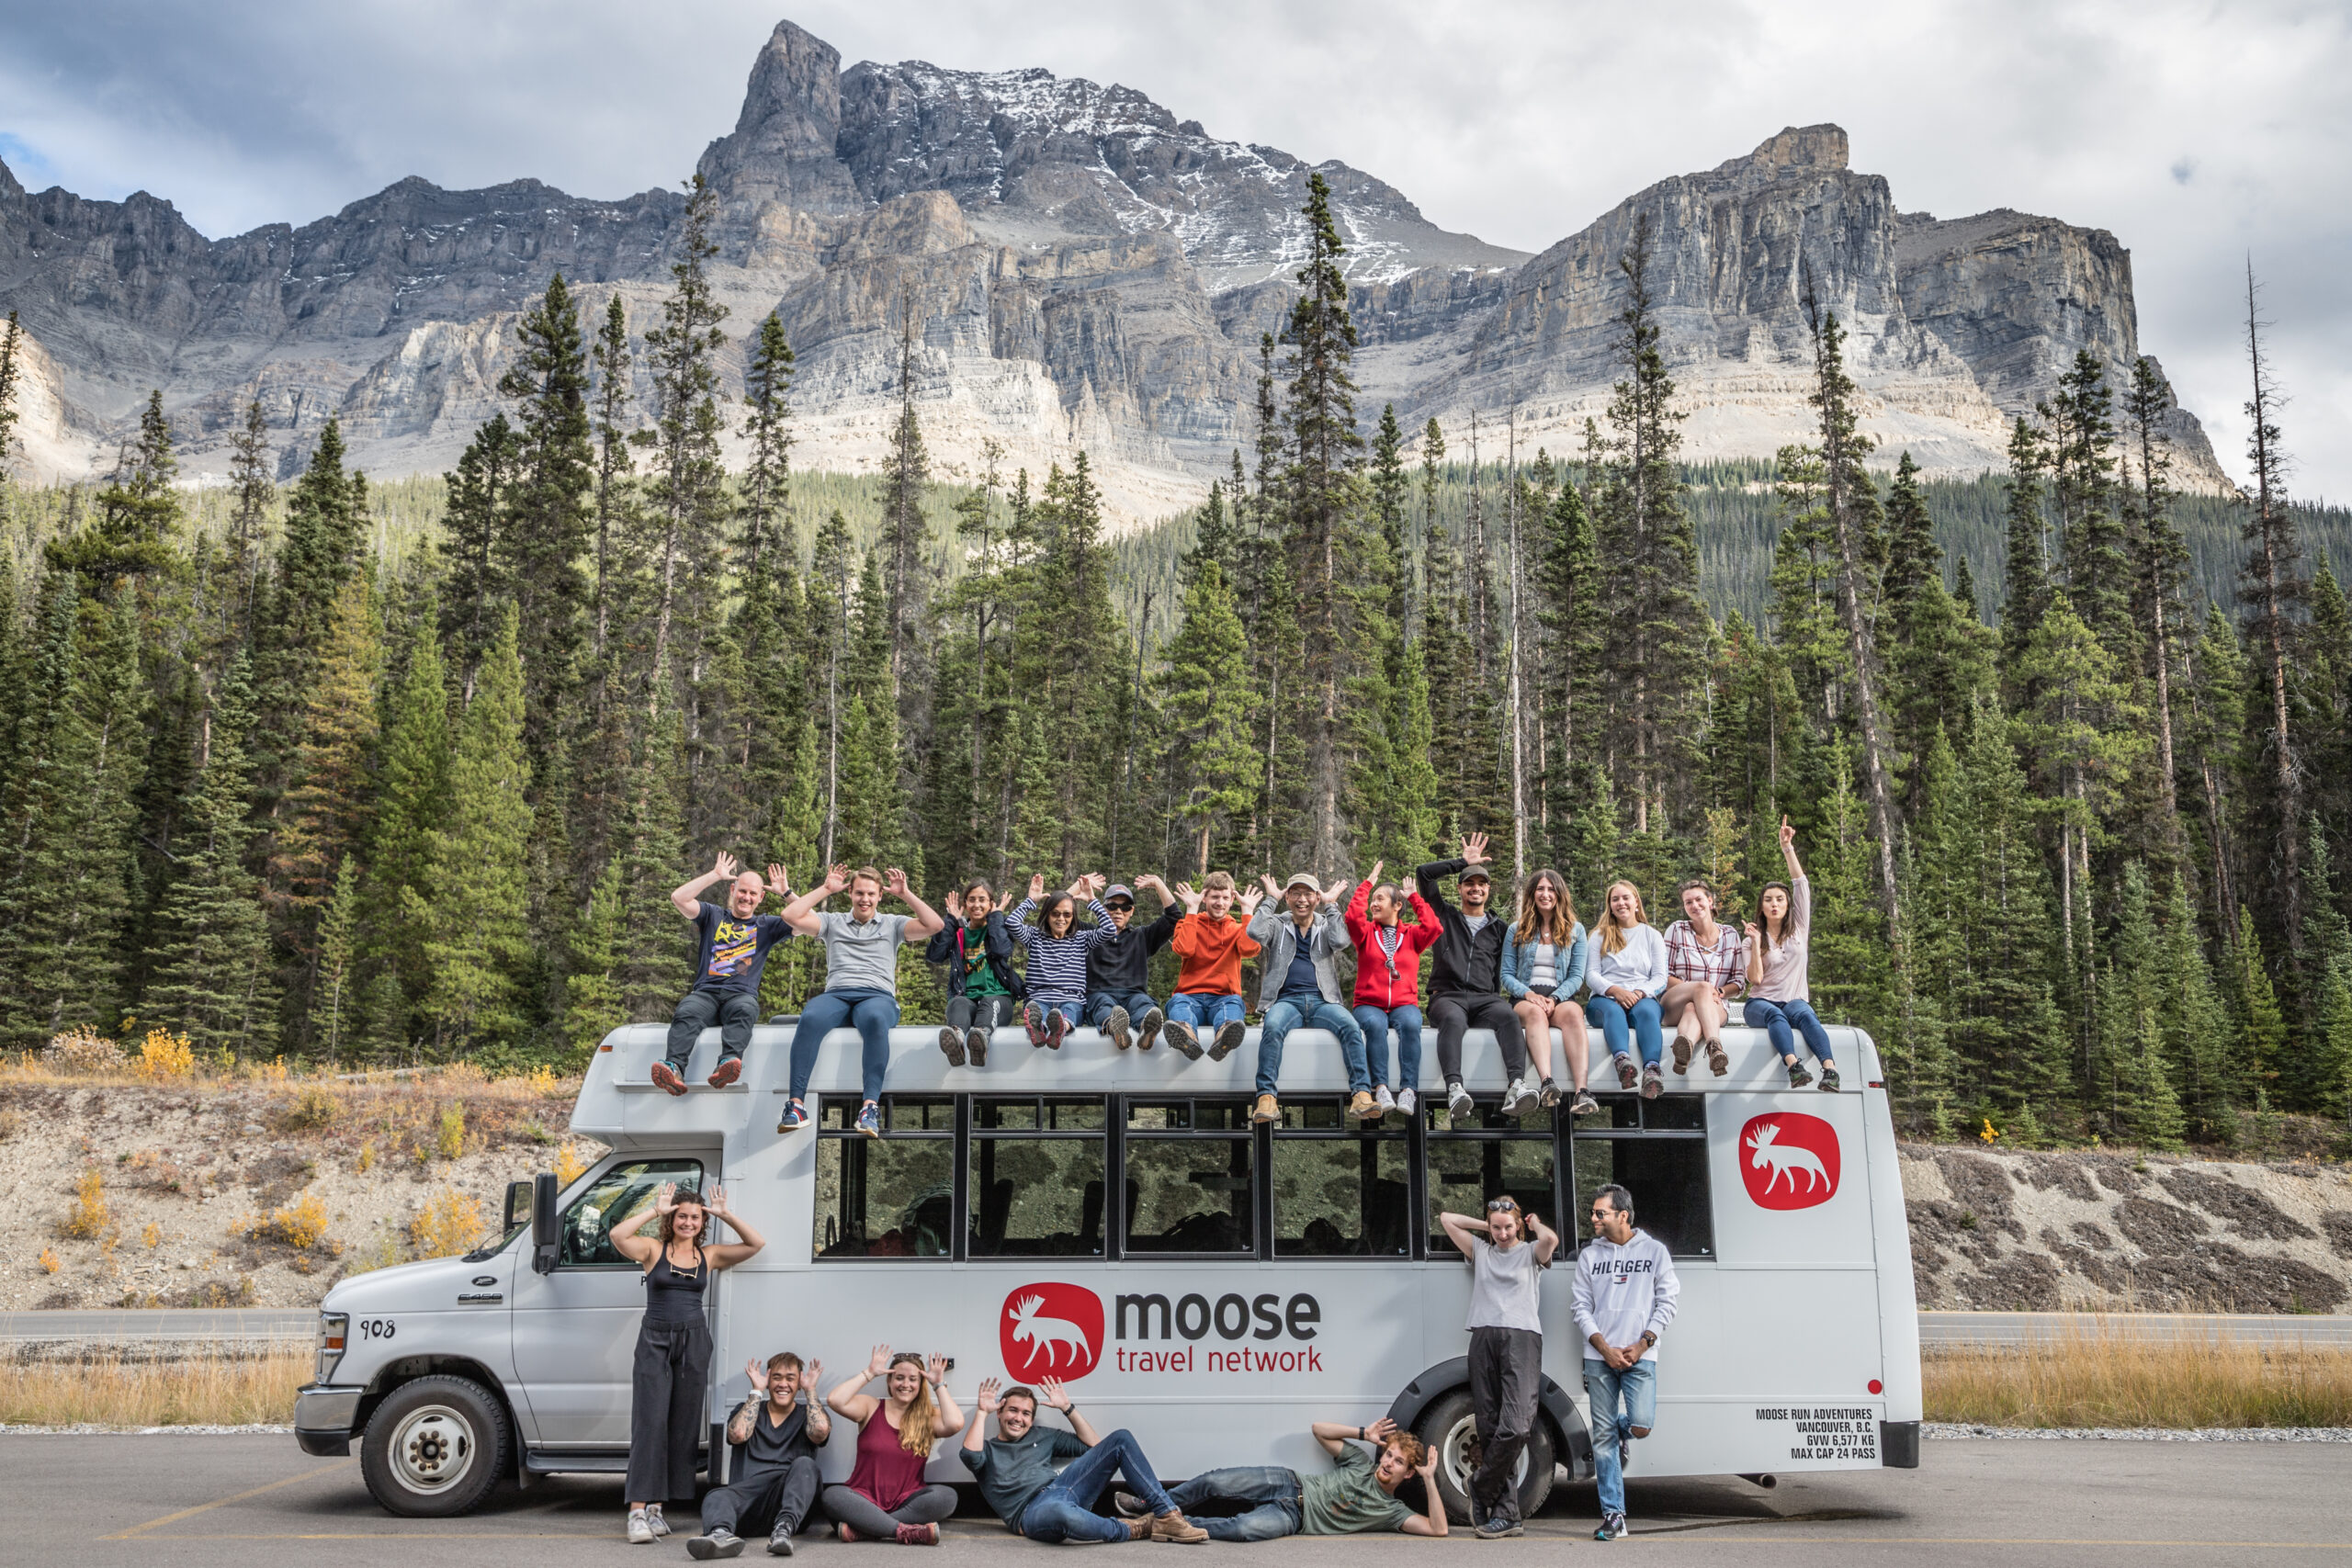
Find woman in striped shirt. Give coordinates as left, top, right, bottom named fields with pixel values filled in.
left=1008, top=873, right=1118, bottom=1050
left=1662, top=879, right=1746, bottom=1078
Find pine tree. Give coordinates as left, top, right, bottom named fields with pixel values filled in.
left=2156, top=872, right=2233, bottom=1141
left=439, top=414, right=518, bottom=692
left=2299, top=820, right=2352, bottom=1117
left=588, top=291, right=638, bottom=682
left=309, top=856, right=363, bottom=1059
left=1998, top=416, right=2052, bottom=671
left=2099, top=862, right=2188, bottom=1147
left=640, top=175, right=730, bottom=705
left=370, top=611, right=453, bottom=1014
left=47, top=389, right=180, bottom=588
left=2236, top=264, right=2308, bottom=951
left=497, top=271, right=596, bottom=744
left=2223, top=903, right=2287, bottom=1104
left=880, top=294, right=930, bottom=695
left=224, top=398, right=274, bottom=634
left=2046, top=351, right=2130, bottom=658
left=2122, top=356, right=2191, bottom=848
left=561, top=857, right=628, bottom=1058
left=0, top=310, right=21, bottom=470
left=1159, top=561, right=1257, bottom=873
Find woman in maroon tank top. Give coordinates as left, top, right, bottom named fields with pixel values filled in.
left=823, top=1346, right=966, bottom=1543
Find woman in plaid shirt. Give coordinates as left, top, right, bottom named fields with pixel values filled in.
left=1662, top=880, right=1746, bottom=1077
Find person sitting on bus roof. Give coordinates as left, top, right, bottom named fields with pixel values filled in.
left=1248, top=872, right=1372, bottom=1124
left=1574, top=1182, right=1680, bottom=1543
left=1162, top=873, right=1264, bottom=1059
left=822, top=1347, right=966, bottom=1545
left=689, top=1350, right=831, bottom=1559
left=1503, top=868, right=1598, bottom=1116
left=1084, top=875, right=1182, bottom=1053
left=1741, top=817, right=1839, bottom=1092
left=775, top=866, right=945, bottom=1138
left=961, top=1376, right=1207, bottom=1544
left=1344, top=860, right=1442, bottom=1124
left=1115, top=1417, right=1447, bottom=1541
left=1439, top=1195, right=1558, bottom=1539
left=1416, top=835, right=1536, bottom=1121
left=927, top=881, right=1022, bottom=1068
left=1008, top=874, right=1120, bottom=1050
left=654, top=853, right=795, bottom=1096
left=1586, top=882, right=1669, bottom=1100
left=1663, top=877, right=1746, bottom=1079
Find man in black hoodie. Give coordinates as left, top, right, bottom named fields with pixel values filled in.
left=1417, top=834, right=1534, bottom=1120
left=1085, top=875, right=1182, bottom=1052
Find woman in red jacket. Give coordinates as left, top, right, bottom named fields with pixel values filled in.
left=1345, top=860, right=1443, bottom=1122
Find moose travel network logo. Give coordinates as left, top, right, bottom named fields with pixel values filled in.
left=1738, top=1113, right=1841, bottom=1210
left=1000, top=1282, right=1104, bottom=1382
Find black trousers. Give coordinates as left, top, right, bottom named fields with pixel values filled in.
left=702, top=1454, right=821, bottom=1539
left=1430, top=992, right=1529, bottom=1082
left=1467, top=1325, right=1544, bottom=1523
left=946, top=994, right=1019, bottom=1032
left=666, top=987, right=760, bottom=1069
left=628, top=1316, right=713, bottom=1504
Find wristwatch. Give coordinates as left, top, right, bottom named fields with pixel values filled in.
left=1640, top=1331, right=1657, bottom=1349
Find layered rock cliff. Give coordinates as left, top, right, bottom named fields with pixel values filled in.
left=0, top=17, right=2227, bottom=516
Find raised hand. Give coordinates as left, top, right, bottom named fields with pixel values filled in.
left=998, top=887, right=1018, bottom=913
left=747, top=1356, right=768, bottom=1389
left=926, top=1352, right=951, bottom=1388
left=765, top=863, right=789, bottom=897
left=823, top=863, right=850, bottom=894
left=941, top=888, right=965, bottom=920
left=1365, top=1416, right=1398, bottom=1445
left=976, top=1377, right=1002, bottom=1414
left=1367, top=860, right=1384, bottom=886
left=1461, top=833, right=1490, bottom=866
left=1780, top=814, right=1796, bottom=848
left=1037, top=1375, right=1074, bottom=1412
left=1321, top=878, right=1350, bottom=903
left=866, top=1343, right=892, bottom=1379
left=802, top=1358, right=822, bottom=1394
left=1742, top=919, right=1760, bottom=941
left=714, top=851, right=741, bottom=880
left=653, top=1181, right=677, bottom=1215
left=1260, top=873, right=1282, bottom=897
left=705, top=1182, right=729, bottom=1216
left=1238, top=888, right=1265, bottom=916
left=1415, top=1441, right=1438, bottom=1480
left=1029, top=872, right=1046, bottom=900
left=1172, top=880, right=1201, bottom=912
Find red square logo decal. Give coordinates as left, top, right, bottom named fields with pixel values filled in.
left=1739, top=1113, right=1840, bottom=1210
left=1000, top=1282, right=1103, bottom=1382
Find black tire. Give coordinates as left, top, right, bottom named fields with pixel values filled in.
left=359, top=1373, right=511, bottom=1517
left=1414, top=1387, right=1555, bottom=1524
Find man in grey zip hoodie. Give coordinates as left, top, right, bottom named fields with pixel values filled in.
left=1245, top=874, right=1371, bottom=1123
left=1571, top=1183, right=1679, bottom=1541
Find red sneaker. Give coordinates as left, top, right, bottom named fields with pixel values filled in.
left=894, top=1524, right=938, bottom=1546
left=650, top=1062, right=689, bottom=1097
left=706, top=1056, right=742, bottom=1089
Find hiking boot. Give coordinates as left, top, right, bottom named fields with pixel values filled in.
left=1349, top=1089, right=1377, bottom=1120
left=1614, top=1053, right=1638, bottom=1089
left=967, top=1027, right=989, bottom=1067
left=1446, top=1079, right=1474, bottom=1120
left=707, top=1056, right=743, bottom=1089
left=1705, top=1039, right=1729, bottom=1077
left=1474, top=1517, right=1524, bottom=1540
left=1165, top=1021, right=1204, bottom=1059
left=1670, top=1034, right=1692, bottom=1074
left=1046, top=1010, right=1069, bottom=1050
left=1819, top=1065, right=1841, bottom=1092
left=1785, top=1058, right=1814, bottom=1089
left=766, top=1525, right=796, bottom=1556
left=1209, top=1020, right=1247, bottom=1061
left=628, top=1511, right=654, bottom=1545
left=936, top=1027, right=966, bottom=1067
left=1594, top=1512, right=1628, bottom=1541
left=1570, top=1088, right=1600, bottom=1116
left=1539, top=1079, right=1563, bottom=1111
left=1641, top=1063, right=1663, bottom=1100
left=688, top=1529, right=745, bottom=1561
left=776, top=1100, right=809, bottom=1133
left=1151, top=1511, right=1208, bottom=1545
left=1136, top=1008, right=1164, bottom=1052
left=650, top=1061, right=690, bottom=1097
left=1125, top=1517, right=1151, bottom=1541
left=1103, top=1007, right=1133, bottom=1050
left=893, top=1523, right=938, bottom=1546
left=1251, top=1093, right=1281, bottom=1124
left=1501, top=1077, right=1538, bottom=1117
left=854, top=1102, right=881, bottom=1137
left=1024, top=1005, right=1050, bottom=1046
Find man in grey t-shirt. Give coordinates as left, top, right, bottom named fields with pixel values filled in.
left=1439, top=1195, right=1558, bottom=1538
left=775, top=864, right=944, bottom=1138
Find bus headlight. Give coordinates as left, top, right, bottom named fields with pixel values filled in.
left=315, top=1311, right=349, bottom=1384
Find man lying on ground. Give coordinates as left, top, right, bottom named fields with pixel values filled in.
left=961, top=1376, right=1207, bottom=1544
left=1119, top=1417, right=1447, bottom=1541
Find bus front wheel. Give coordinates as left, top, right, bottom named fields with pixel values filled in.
left=1415, top=1388, right=1555, bottom=1524
left=359, top=1373, right=510, bottom=1517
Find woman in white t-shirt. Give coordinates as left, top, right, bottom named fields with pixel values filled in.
left=1583, top=881, right=1668, bottom=1100
left=1741, top=817, right=1839, bottom=1092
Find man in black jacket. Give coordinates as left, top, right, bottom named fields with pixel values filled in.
left=1417, top=834, right=1535, bottom=1120
left=1085, top=876, right=1182, bottom=1052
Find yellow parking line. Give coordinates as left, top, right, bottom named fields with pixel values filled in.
left=1616, top=1537, right=2352, bottom=1550
left=106, top=1459, right=355, bottom=1540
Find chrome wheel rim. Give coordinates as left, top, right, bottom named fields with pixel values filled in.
left=389, top=1403, right=476, bottom=1495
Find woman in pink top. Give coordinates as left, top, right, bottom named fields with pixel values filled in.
left=824, top=1346, right=966, bottom=1543
left=1740, top=817, right=1838, bottom=1092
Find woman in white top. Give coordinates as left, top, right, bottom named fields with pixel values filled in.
left=1741, top=817, right=1839, bottom=1091
left=1582, top=881, right=1669, bottom=1100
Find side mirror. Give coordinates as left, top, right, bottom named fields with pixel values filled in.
left=504, top=1179, right=532, bottom=1234
left=532, top=1171, right=560, bottom=1274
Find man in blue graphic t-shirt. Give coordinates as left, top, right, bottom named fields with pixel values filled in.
left=654, top=852, right=795, bottom=1096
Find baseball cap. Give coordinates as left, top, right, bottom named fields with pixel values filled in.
left=1283, top=872, right=1322, bottom=894
left=1458, top=863, right=1493, bottom=882
left=1102, top=883, right=1136, bottom=904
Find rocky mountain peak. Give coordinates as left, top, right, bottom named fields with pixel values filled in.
left=698, top=18, right=863, bottom=215
left=1737, top=123, right=1851, bottom=180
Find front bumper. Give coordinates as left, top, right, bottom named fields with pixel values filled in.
left=293, top=1384, right=364, bottom=1456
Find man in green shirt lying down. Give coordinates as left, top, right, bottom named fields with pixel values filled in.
left=1116, top=1416, right=1448, bottom=1540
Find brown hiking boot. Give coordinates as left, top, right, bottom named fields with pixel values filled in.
left=1670, top=1034, right=1692, bottom=1074
left=937, top=1027, right=966, bottom=1066
left=1705, top=1039, right=1729, bottom=1077
left=1210, top=1021, right=1246, bottom=1060
left=1251, top=1093, right=1280, bottom=1124
left=1165, top=1021, right=1203, bottom=1059
left=966, top=1027, right=989, bottom=1067
left=706, top=1056, right=742, bottom=1089
left=1152, top=1512, right=1208, bottom=1545
left=1348, top=1089, right=1376, bottom=1120
left=650, top=1061, right=689, bottom=1097
left=1126, top=1517, right=1151, bottom=1542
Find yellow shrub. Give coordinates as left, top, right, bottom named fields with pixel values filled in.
left=39, top=1247, right=61, bottom=1273
left=60, top=1168, right=108, bottom=1238
left=435, top=1103, right=466, bottom=1160
left=554, top=1141, right=589, bottom=1187
left=438, top=1060, right=489, bottom=1089
left=356, top=1142, right=376, bottom=1173
left=408, top=1188, right=486, bottom=1259
left=251, top=1192, right=333, bottom=1251
left=142, top=1222, right=161, bottom=1249
left=272, top=1086, right=341, bottom=1132
left=524, top=1063, right=561, bottom=1097
left=255, top=1055, right=289, bottom=1085
left=137, top=1028, right=197, bottom=1081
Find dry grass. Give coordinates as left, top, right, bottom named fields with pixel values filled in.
left=0, top=1349, right=310, bottom=1427
left=1926, top=1325, right=2352, bottom=1427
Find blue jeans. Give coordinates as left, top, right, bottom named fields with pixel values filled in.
left=786, top=988, right=899, bottom=1103
left=1352, top=1003, right=1423, bottom=1092
left=1256, top=996, right=1370, bottom=1095
left=1584, top=1358, right=1657, bottom=1517
left=1086, top=989, right=1159, bottom=1029
left=1019, top=1428, right=1178, bottom=1542
left=1163, top=1466, right=1303, bottom=1542
left=1165, top=991, right=1244, bottom=1032
left=1744, top=997, right=1835, bottom=1065
left=1586, top=994, right=1664, bottom=1067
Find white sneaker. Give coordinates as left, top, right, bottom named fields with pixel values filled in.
left=1446, top=1080, right=1475, bottom=1119
left=648, top=1506, right=672, bottom=1538
left=1373, top=1085, right=1396, bottom=1115
left=1395, top=1089, right=1418, bottom=1120
left=628, top=1512, right=655, bottom=1545
left=1501, top=1077, right=1537, bottom=1117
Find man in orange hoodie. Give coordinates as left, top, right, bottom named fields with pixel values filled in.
left=1162, top=872, right=1265, bottom=1060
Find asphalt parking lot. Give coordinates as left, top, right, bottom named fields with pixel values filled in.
left=13, top=1434, right=2350, bottom=1566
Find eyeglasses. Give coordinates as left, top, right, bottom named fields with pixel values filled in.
left=1104, top=901, right=1135, bottom=912
left=1486, top=1198, right=1520, bottom=1213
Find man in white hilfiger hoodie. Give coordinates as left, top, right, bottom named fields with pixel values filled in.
left=1571, top=1183, right=1680, bottom=1542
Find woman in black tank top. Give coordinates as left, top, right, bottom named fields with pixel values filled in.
left=610, top=1182, right=767, bottom=1541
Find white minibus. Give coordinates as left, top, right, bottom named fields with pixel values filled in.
left=295, top=1021, right=1920, bottom=1518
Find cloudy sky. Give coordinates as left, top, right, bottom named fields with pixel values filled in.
left=6, top=0, right=2347, bottom=499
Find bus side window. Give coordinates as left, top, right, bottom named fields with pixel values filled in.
left=1125, top=1100, right=1255, bottom=1256
left=1424, top=1097, right=1556, bottom=1253
left=970, top=1098, right=1107, bottom=1258
left=814, top=1097, right=954, bottom=1260
left=1272, top=1100, right=1408, bottom=1257
left=1572, top=1096, right=1713, bottom=1258
left=560, top=1158, right=706, bottom=1267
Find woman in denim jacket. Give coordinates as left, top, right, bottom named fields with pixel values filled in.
left=1501, top=869, right=1596, bottom=1115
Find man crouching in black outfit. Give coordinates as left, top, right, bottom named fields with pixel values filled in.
left=691, top=1352, right=830, bottom=1558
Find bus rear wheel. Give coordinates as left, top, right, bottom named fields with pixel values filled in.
left=1415, top=1388, right=1555, bottom=1524
left=360, top=1373, right=510, bottom=1517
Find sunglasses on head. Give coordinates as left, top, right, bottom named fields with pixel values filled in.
left=1486, top=1198, right=1520, bottom=1213
left=888, top=1352, right=926, bottom=1368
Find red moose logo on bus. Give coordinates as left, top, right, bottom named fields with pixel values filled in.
left=1000, top=1282, right=1104, bottom=1382
left=1739, top=1113, right=1840, bottom=1210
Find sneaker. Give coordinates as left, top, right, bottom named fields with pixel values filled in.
left=1785, top=1059, right=1814, bottom=1089
left=1209, top=1021, right=1246, bottom=1061
left=767, top=1527, right=796, bottom=1557
left=1539, top=1079, right=1563, bottom=1110
left=1114, top=1492, right=1152, bottom=1518
left=854, top=1102, right=881, bottom=1137
left=688, top=1530, right=745, bottom=1561
left=1103, top=1007, right=1133, bottom=1050
left=1594, top=1512, right=1628, bottom=1541
left=707, top=1056, right=743, bottom=1089
left=1474, top=1517, right=1524, bottom=1540
left=1151, top=1511, right=1208, bottom=1545
left=648, top=1506, right=672, bottom=1538
left=776, top=1100, right=809, bottom=1133
left=836, top=1524, right=861, bottom=1543
left=1570, top=1088, right=1600, bottom=1116
left=1446, top=1079, right=1474, bottom=1120
left=1024, top=1005, right=1049, bottom=1047
left=937, top=1027, right=966, bottom=1067
left=1641, top=1063, right=1663, bottom=1100
left=893, top=1523, right=938, bottom=1546
left=1500, top=1077, right=1537, bottom=1117
left=650, top=1061, right=689, bottom=1097
left=1349, top=1089, right=1377, bottom=1120
left=1373, top=1084, right=1396, bottom=1118
left=1136, top=1008, right=1164, bottom=1052
left=1705, top=1039, right=1729, bottom=1077
left=628, top=1511, right=654, bottom=1545
left=1251, top=1092, right=1280, bottom=1124
left=1394, top=1088, right=1418, bottom=1121
left=1046, top=1010, right=1069, bottom=1050
left=966, top=1027, right=989, bottom=1067
left=1819, top=1065, right=1841, bottom=1093
left=1166, top=1021, right=1204, bottom=1059
left=1670, top=1034, right=1692, bottom=1074
left=1613, top=1053, right=1637, bottom=1089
